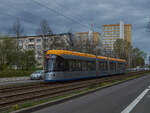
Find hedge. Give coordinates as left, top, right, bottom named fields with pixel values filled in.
left=0, top=70, right=36, bottom=78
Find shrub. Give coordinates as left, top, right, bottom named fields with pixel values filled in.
left=0, top=70, right=35, bottom=78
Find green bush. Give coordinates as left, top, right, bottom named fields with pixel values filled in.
left=0, top=70, right=36, bottom=78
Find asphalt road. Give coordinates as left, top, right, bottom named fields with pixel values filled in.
left=32, top=74, right=150, bottom=113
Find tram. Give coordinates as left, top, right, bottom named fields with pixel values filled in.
left=44, top=50, right=126, bottom=82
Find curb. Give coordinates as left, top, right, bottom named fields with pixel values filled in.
left=12, top=73, right=149, bottom=113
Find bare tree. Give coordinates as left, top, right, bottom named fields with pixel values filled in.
left=36, top=19, right=53, bottom=68
left=63, top=31, right=74, bottom=51
left=10, top=18, right=24, bottom=49
left=66, top=33, right=74, bottom=48
left=36, top=19, right=53, bottom=37
left=36, top=19, right=53, bottom=50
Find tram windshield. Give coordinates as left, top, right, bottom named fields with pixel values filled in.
left=45, top=55, right=66, bottom=72
left=45, top=58, right=55, bottom=72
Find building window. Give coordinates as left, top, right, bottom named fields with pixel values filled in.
left=18, top=40, right=23, bottom=45
left=37, top=57, right=42, bottom=60
left=28, top=45, right=35, bottom=49
left=18, top=40, right=23, bottom=49
left=29, top=39, right=34, bottom=42
left=37, top=39, right=41, bottom=43
left=37, top=51, right=42, bottom=56
left=25, top=45, right=28, bottom=49
left=37, top=45, right=41, bottom=49
left=19, top=40, right=23, bottom=43
left=46, top=39, right=48, bottom=42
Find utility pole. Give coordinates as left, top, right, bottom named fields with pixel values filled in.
left=149, top=56, right=150, bottom=70
left=92, top=24, right=98, bottom=76
left=96, top=47, right=98, bottom=76
left=96, top=46, right=101, bottom=76
left=128, top=48, right=131, bottom=70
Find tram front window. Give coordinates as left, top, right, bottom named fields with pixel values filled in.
left=45, top=58, right=55, bottom=72
left=45, top=56, right=66, bottom=72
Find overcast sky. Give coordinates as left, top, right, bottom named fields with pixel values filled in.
left=0, top=0, right=150, bottom=61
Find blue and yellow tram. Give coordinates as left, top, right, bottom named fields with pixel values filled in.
left=44, top=50, right=126, bottom=82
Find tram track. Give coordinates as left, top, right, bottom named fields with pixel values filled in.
left=0, top=71, right=149, bottom=112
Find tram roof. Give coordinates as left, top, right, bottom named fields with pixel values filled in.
left=46, top=50, right=126, bottom=62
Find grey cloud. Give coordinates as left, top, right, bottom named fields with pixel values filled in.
left=0, top=0, right=150, bottom=58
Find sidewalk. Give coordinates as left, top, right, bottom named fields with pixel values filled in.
left=0, top=77, right=29, bottom=83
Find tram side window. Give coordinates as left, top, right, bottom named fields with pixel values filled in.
left=68, top=60, right=96, bottom=71
left=117, top=63, right=120, bottom=70
left=55, top=58, right=66, bottom=71
left=72, top=60, right=77, bottom=71
left=68, top=60, right=73, bottom=71
left=68, top=60, right=75, bottom=71
left=120, top=63, right=122, bottom=70
left=114, top=62, right=117, bottom=71
left=68, top=60, right=83, bottom=71
left=99, top=61, right=102, bottom=70
left=109, top=62, right=112, bottom=71
left=74, top=60, right=82, bottom=71
left=81, top=61, right=87, bottom=71
left=100, top=61, right=107, bottom=71
left=114, top=62, right=116, bottom=71
left=104, top=62, right=108, bottom=71
left=78, top=60, right=83, bottom=71
left=118, top=63, right=124, bottom=70
left=110, top=62, right=116, bottom=71
left=118, top=63, right=120, bottom=70
left=120, top=63, right=125, bottom=70
left=99, top=61, right=108, bottom=71
left=88, top=61, right=96, bottom=71
left=120, top=64, right=123, bottom=70
left=113, top=62, right=116, bottom=71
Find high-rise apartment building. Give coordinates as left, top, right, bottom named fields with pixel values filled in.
left=102, top=21, right=132, bottom=54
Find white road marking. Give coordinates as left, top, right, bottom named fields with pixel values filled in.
left=121, top=88, right=150, bottom=113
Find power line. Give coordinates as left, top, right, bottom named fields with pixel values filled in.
left=53, top=2, right=84, bottom=22
left=0, top=0, right=100, bottom=33
left=0, top=1, right=41, bottom=27
left=0, top=11, right=38, bottom=27
left=53, top=2, right=101, bottom=30
left=0, top=12, right=39, bottom=35
left=32, top=0, right=90, bottom=29
left=0, top=0, right=43, bottom=23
